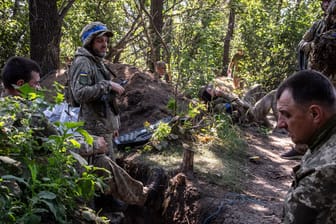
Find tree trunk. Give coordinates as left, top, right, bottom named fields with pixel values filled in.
left=29, top=0, right=75, bottom=76
left=221, top=5, right=236, bottom=76
left=29, top=0, right=62, bottom=76
left=180, top=146, right=194, bottom=176
left=149, top=0, right=164, bottom=70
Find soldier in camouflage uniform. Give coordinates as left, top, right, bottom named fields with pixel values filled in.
left=276, top=70, right=336, bottom=223
left=281, top=0, right=336, bottom=160
left=310, top=28, right=336, bottom=86
left=69, top=21, right=124, bottom=160
left=298, top=0, right=332, bottom=69
left=198, top=84, right=250, bottom=123
left=2, top=56, right=159, bottom=208
left=199, top=84, right=277, bottom=127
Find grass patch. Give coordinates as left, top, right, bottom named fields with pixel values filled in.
left=119, top=114, right=248, bottom=192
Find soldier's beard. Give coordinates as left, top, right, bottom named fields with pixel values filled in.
left=93, top=49, right=106, bottom=58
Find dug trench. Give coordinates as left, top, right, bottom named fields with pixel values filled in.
left=41, top=63, right=297, bottom=224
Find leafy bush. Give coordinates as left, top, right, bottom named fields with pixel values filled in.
left=0, top=91, right=103, bottom=223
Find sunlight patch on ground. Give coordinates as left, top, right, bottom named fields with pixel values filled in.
left=252, top=144, right=282, bottom=161
left=146, top=153, right=182, bottom=169
left=248, top=203, right=268, bottom=212
left=193, top=141, right=246, bottom=190
left=268, top=135, right=293, bottom=149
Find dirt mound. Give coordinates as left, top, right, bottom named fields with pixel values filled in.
left=107, top=63, right=183, bottom=134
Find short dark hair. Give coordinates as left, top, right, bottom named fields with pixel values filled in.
left=276, top=70, right=336, bottom=109
left=198, top=85, right=216, bottom=102
left=1, top=56, right=41, bottom=90
left=155, top=61, right=166, bottom=69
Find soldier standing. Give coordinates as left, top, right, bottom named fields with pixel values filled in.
left=310, top=1, right=336, bottom=86
left=69, top=21, right=124, bottom=160
left=298, top=0, right=332, bottom=70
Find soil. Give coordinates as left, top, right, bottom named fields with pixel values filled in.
left=198, top=127, right=296, bottom=224
left=41, top=64, right=297, bottom=224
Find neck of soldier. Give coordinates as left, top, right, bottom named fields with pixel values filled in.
left=4, top=88, right=21, bottom=97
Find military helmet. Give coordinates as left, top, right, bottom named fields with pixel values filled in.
left=80, top=21, right=113, bottom=47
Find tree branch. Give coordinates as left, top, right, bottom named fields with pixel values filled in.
left=58, top=0, right=76, bottom=20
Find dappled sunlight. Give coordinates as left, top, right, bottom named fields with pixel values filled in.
left=245, top=173, right=290, bottom=200
left=248, top=203, right=269, bottom=212
left=192, top=140, right=246, bottom=189
left=148, top=153, right=181, bottom=169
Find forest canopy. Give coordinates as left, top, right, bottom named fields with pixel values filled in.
left=0, top=0, right=321, bottom=93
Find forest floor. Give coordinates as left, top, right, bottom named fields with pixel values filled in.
left=197, top=126, right=297, bottom=224
left=42, top=64, right=298, bottom=224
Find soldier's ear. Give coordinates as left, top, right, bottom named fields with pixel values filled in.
left=309, top=105, right=322, bottom=123
left=16, top=79, right=25, bottom=87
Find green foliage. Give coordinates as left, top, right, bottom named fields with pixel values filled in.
left=235, top=0, right=321, bottom=90
left=187, top=101, right=207, bottom=119
left=167, top=98, right=176, bottom=112
left=0, top=0, right=29, bottom=68
left=151, top=122, right=172, bottom=142
left=0, top=94, right=102, bottom=223
left=169, top=2, right=227, bottom=95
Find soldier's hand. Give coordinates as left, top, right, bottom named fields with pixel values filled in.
left=110, top=81, right=125, bottom=95
left=95, top=136, right=108, bottom=154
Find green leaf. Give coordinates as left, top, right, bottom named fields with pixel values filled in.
left=40, top=199, right=60, bottom=222
left=23, top=213, right=41, bottom=224
left=63, top=121, right=84, bottom=129
left=69, top=138, right=81, bottom=148
left=77, top=129, right=93, bottom=145
left=69, top=150, right=88, bottom=166
left=38, top=191, right=57, bottom=200
left=2, top=175, right=28, bottom=186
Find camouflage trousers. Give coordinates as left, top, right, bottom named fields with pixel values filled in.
left=101, top=132, right=116, bottom=161
left=92, top=154, right=148, bottom=206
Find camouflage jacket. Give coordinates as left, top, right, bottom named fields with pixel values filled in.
left=69, top=47, right=120, bottom=135
left=298, top=19, right=326, bottom=56
left=283, top=115, right=336, bottom=224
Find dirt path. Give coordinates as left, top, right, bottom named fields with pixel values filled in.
left=199, top=127, right=297, bottom=224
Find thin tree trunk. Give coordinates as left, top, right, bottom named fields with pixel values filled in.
left=149, top=0, right=164, bottom=70
left=221, top=5, right=236, bottom=76
left=180, top=144, right=194, bottom=176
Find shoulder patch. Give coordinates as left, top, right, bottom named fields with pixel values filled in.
left=79, top=73, right=89, bottom=85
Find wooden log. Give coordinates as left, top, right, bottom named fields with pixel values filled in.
left=180, top=143, right=195, bottom=175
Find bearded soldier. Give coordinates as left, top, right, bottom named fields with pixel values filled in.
left=69, top=22, right=124, bottom=160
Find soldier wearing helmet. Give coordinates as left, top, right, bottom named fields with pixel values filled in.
left=68, top=22, right=165, bottom=212
left=69, top=21, right=124, bottom=160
